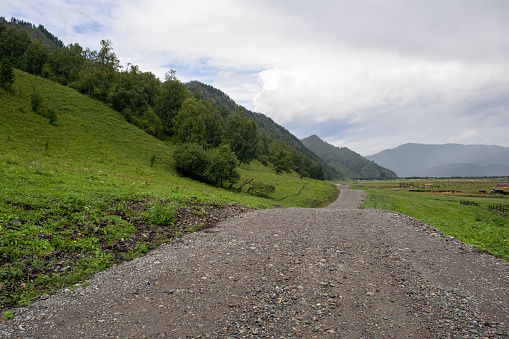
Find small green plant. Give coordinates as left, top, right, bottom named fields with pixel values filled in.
left=145, top=200, right=176, bottom=226
left=30, top=89, right=44, bottom=114
left=192, top=208, right=206, bottom=217
left=46, top=107, right=57, bottom=125
left=150, top=154, right=156, bottom=167
left=2, top=310, right=14, bottom=320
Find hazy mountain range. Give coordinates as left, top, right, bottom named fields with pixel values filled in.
left=366, top=143, right=509, bottom=177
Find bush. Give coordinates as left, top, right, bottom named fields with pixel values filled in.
left=46, top=107, right=57, bottom=125
left=173, top=143, right=210, bottom=178
left=257, top=155, right=268, bottom=166
left=0, top=58, right=15, bottom=91
left=30, top=90, right=44, bottom=114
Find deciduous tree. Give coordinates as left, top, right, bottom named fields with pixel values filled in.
left=173, top=97, right=207, bottom=145
left=269, top=140, right=293, bottom=174
left=154, top=70, right=190, bottom=135
left=22, top=39, right=49, bottom=75
left=223, top=109, right=259, bottom=165
left=206, top=144, right=240, bottom=188
left=0, top=58, right=15, bottom=90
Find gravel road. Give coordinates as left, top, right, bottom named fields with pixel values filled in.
left=2, top=185, right=508, bottom=338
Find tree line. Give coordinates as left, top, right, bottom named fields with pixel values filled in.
left=0, top=18, right=325, bottom=186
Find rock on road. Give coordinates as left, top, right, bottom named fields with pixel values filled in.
left=2, top=186, right=508, bottom=338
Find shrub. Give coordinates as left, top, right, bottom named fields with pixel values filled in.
left=173, top=143, right=209, bottom=178
left=30, top=90, right=44, bottom=114
left=46, top=108, right=57, bottom=125
left=248, top=181, right=276, bottom=197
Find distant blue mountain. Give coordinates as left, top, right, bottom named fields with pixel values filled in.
left=366, top=143, right=509, bottom=177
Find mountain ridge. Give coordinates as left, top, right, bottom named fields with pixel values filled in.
left=367, top=143, right=509, bottom=177
left=301, top=135, right=397, bottom=179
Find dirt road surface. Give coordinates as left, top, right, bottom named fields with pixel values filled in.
left=2, top=185, right=508, bottom=338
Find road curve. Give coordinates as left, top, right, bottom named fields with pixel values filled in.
left=324, top=184, right=367, bottom=210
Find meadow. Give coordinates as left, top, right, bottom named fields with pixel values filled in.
left=0, top=70, right=337, bottom=310
left=353, top=179, right=509, bottom=261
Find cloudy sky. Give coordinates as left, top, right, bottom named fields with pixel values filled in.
left=3, top=0, right=509, bottom=155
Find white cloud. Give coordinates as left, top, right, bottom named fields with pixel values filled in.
left=2, top=0, right=509, bottom=156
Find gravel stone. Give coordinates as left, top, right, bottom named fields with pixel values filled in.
left=1, top=185, right=508, bottom=338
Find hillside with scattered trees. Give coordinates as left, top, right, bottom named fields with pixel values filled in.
left=0, top=16, right=334, bottom=182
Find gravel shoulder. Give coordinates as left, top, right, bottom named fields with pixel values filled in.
left=2, top=186, right=508, bottom=338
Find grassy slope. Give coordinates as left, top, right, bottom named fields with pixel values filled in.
left=355, top=180, right=509, bottom=260
left=0, top=70, right=337, bottom=308
left=1, top=70, right=335, bottom=206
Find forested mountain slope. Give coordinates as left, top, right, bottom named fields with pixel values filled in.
left=301, top=135, right=397, bottom=179
left=186, top=81, right=341, bottom=180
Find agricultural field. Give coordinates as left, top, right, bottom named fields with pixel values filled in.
left=353, top=178, right=509, bottom=261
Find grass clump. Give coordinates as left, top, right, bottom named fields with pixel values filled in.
left=144, top=200, right=177, bottom=226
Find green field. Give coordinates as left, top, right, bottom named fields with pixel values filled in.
left=0, top=70, right=337, bottom=309
left=353, top=179, right=509, bottom=261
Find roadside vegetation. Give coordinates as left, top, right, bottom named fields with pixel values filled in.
left=354, top=179, right=509, bottom=261
left=0, top=70, right=337, bottom=309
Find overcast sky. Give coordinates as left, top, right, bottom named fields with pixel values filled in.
left=3, top=0, right=509, bottom=155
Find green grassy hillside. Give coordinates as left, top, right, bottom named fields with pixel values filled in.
left=0, top=70, right=337, bottom=309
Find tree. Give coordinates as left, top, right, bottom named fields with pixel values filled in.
left=173, top=97, right=207, bottom=145
left=93, top=39, right=120, bottom=100
left=223, top=109, right=259, bottom=165
left=257, top=130, right=273, bottom=157
left=308, top=162, right=325, bottom=180
left=202, top=98, right=224, bottom=148
left=154, top=71, right=190, bottom=135
left=22, top=39, right=49, bottom=75
left=206, top=144, right=240, bottom=188
left=269, top=140, right=293, bottom=174
left=108, top=64, right=160, bottom=121
left=0, top=58, right=15, bottom=90
left=0, top=26, right=23, bottom=62
left=48, top=43, right=86, bottom=85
